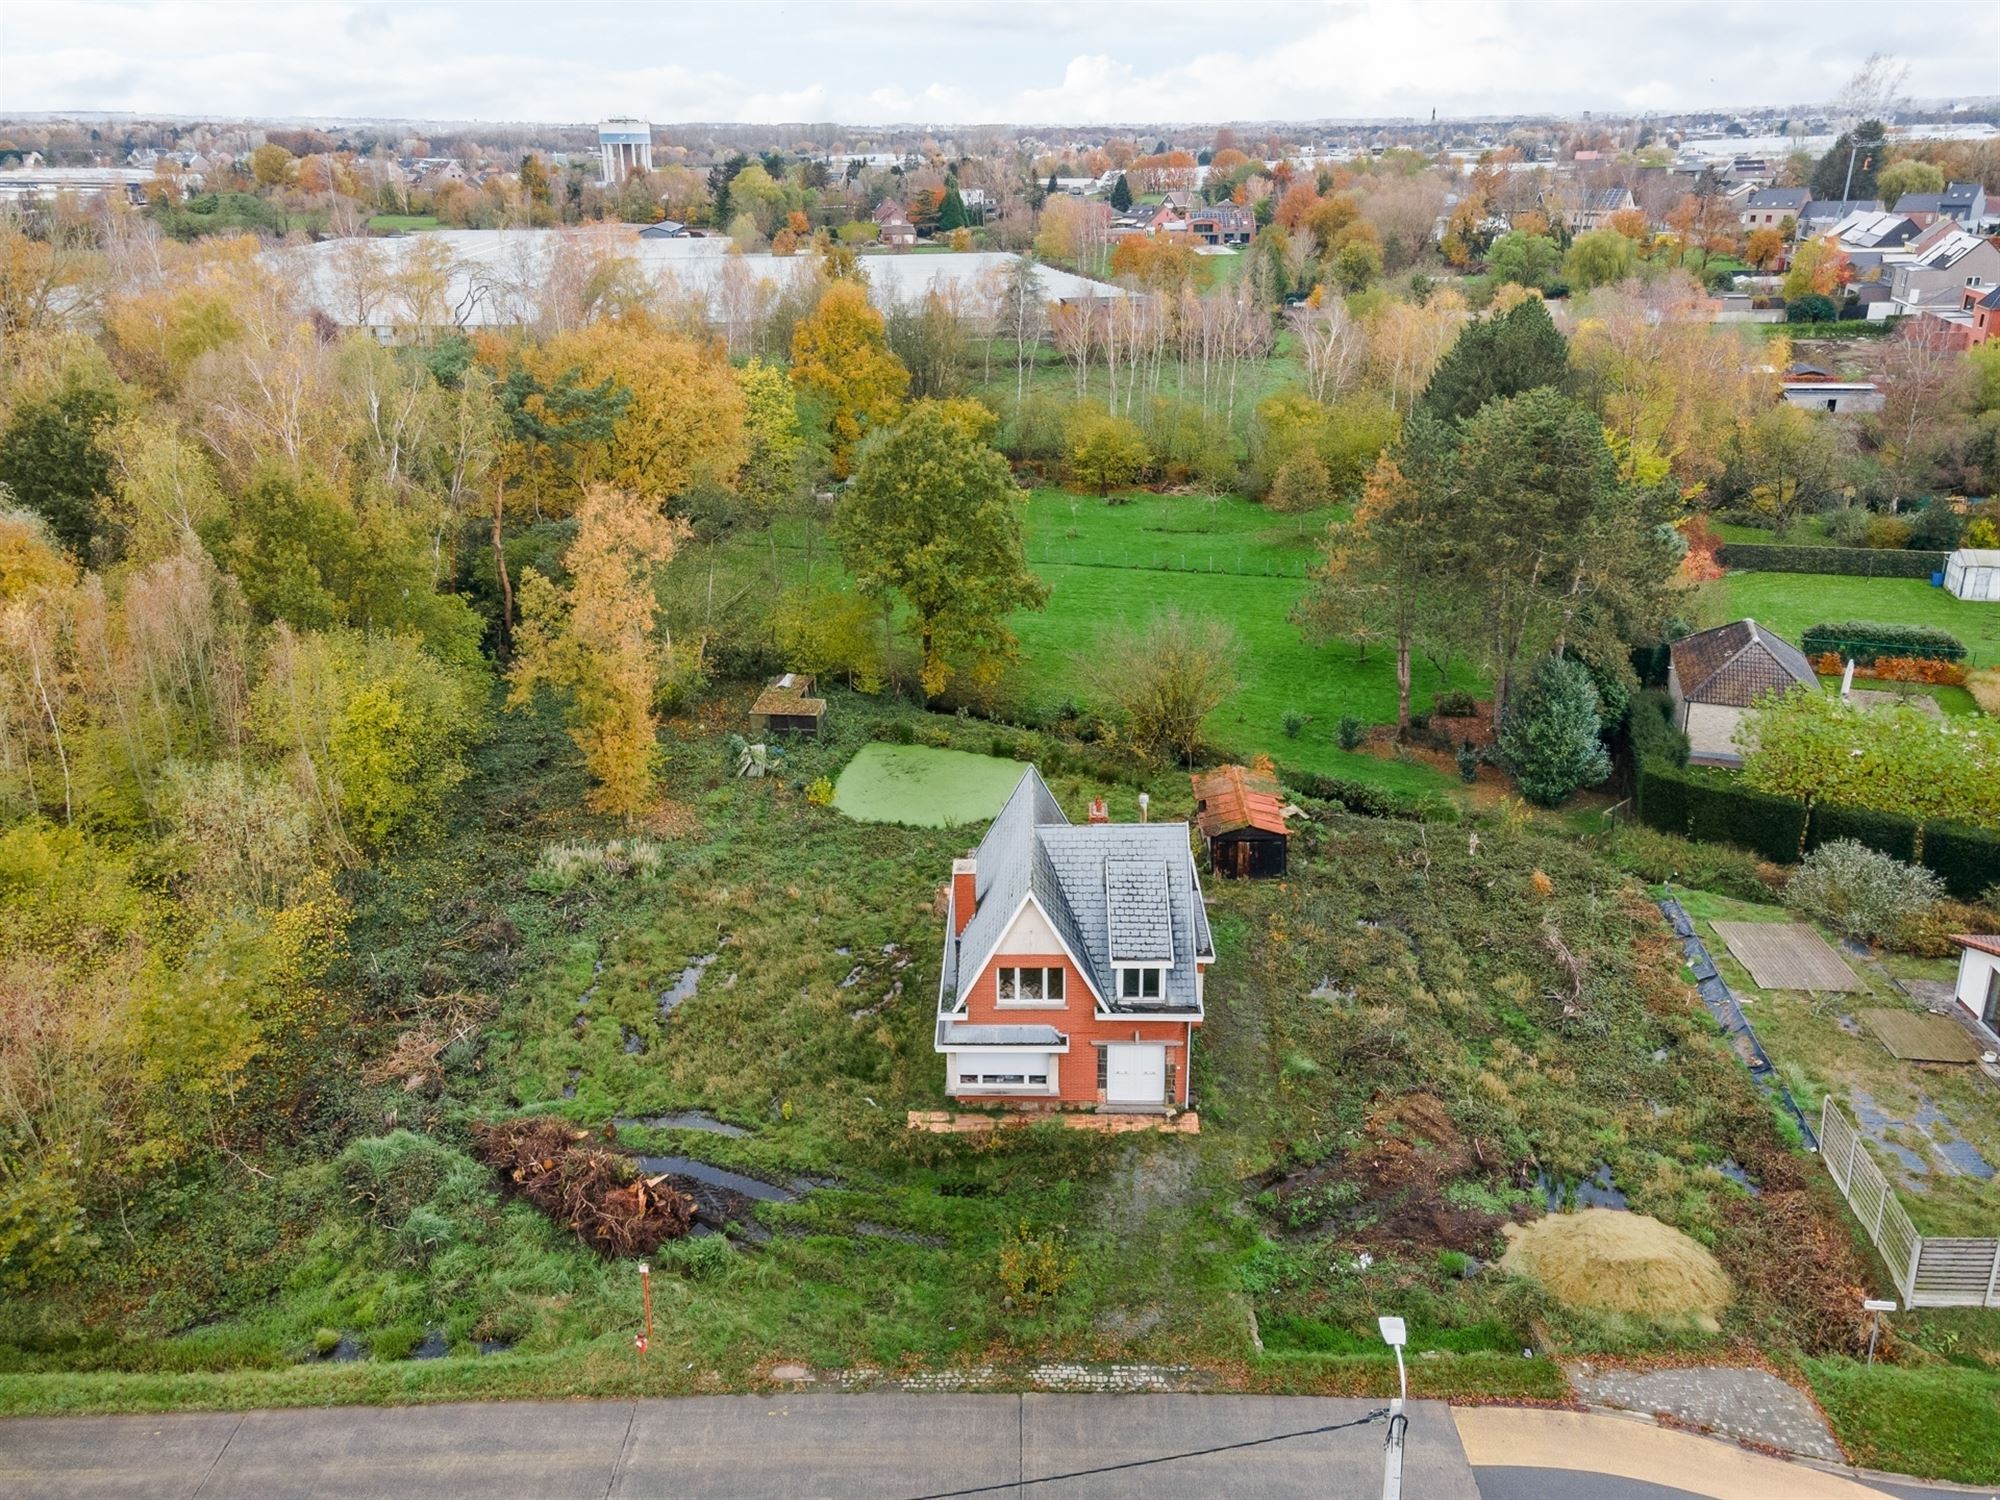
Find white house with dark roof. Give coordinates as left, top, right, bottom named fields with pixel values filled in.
left=1667, top=619, right=1821, bottom=766
left=935, top=767, right=1211, bottom=1110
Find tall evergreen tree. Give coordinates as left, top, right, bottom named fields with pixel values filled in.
left=1419, top=297, right=1570, bottom=424
left=1109, top=173, right=1133, bottom=212
left=936, top=183, right=970, bottom=232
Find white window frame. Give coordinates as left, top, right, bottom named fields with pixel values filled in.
left=1117, top=965, right=1164, bottom=1002
left=995, top=965, right=1066, bottom=1009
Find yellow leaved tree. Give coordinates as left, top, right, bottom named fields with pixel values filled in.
left=508, top=486, right=691, bottom=819
left=789, top=281, right=909, bottom=478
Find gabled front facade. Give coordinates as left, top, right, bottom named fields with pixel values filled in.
left=936, top=768, right=1212, bottom=1111
left=1667, top=618, right=1820, bottom=766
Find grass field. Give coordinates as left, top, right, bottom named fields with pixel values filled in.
left=831, top=742, right=1031, bottom=826
left=1703, top=571, right=2000, bottom=669
left=711, top=487, right=1465, bottom=797
left=967, top=340, right=1308, bottom=421
left=367, top=214, right=442, bottom=232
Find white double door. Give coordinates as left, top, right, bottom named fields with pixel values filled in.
left=1104, top=1042, right=1166, bottom=1104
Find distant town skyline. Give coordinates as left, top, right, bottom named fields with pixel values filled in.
left=2, top=0, right=1997, bottom=128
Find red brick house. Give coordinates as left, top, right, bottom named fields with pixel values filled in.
left=935, top=768, right=1212, bottom=1110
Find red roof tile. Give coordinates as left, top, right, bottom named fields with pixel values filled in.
left=1951, top=934, right=2000, bottom=959
left=1190, top=764, right=1287, bottom=838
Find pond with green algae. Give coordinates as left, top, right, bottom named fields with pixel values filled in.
left=830, top=742, right=1030, bottom=828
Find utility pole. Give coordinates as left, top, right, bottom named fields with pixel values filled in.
left=1379, top=1315, right=1409, bottom=1500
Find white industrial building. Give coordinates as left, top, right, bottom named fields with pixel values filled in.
left=284, top=228, right=1123, bottom=339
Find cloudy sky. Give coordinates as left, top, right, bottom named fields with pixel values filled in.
left=2, top=0, right=1995, bottom=126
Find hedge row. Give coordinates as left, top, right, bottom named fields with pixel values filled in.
left=1800, top=620, right=1968, bottom=665
left=1626, top=693, right=2000, bottom=899
left=1716, top=543, right=1948, bottom=579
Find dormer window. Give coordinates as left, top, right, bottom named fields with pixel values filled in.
left=1118, top=966, right=1163, bottom=1001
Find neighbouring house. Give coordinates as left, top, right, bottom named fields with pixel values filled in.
left=873, top=199, right=917, bottom=245
left=750, top=672, right=825, bottom=738
left=1740, top=187, right=1809, bottom=230
left=1191, top=764, right=1289, bottom=878
left=1945, top=548, right=2000, bottom=602
left=1949, top=935, right=2000, bottom=1042
left=1894, top=181, right=1988, bottom=229
left=639, top=220, right=688, bottom=239
left=1797, top=198, right=1882, bottom=236
left=1888, top=221, right=2000, bottom=315
left=935, top=767, right=1212, bottom=1111
left=1565, top=185, right=1636, bottom=232
left=1963, top=284, right=2000, bottom=343
left=1190, top=201, right=1254, bottom=245
left=1667, top=619, right=1820, bottom=767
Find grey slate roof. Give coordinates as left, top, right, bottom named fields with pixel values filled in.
left=1104, top=857, right=1173, bottom=962
left=938, top=767, right=1211, bottom=1033
left=940, top=1022, right=1067, bottom=1047
left=1746, top=187, right=1809, bottom=210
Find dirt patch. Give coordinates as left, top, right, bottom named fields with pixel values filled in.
left=1499, top=1209, right=1732, bottom=1326
left=1268, top=1092, right=1512, bottom=1254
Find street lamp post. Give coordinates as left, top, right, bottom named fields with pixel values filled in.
left=1379, top=1315, right=1408, bottom=1500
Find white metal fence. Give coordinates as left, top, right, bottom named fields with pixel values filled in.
left=1820, top=1099, right=2000, bottom=1308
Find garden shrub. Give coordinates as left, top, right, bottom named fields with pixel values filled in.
left=1893, top=899, right=2000, bottom=959
left=1497, top=655, right=1610, bottom=807
left=1335, top=715, right=1365, bottom=750
left=1715, top=545, right=1947, bottom=579
left=997, top=1221, right=1078, bottom=1309
left=1805, top=653, right=1967, bottom=686
left=1864, top=515, right=1913, bottom=551
left=1282, top=710, right=1304, bottom=739
left=1784, top=839, right=1943, bottom=942
left=1456, top=743, right=1480, bottom=783
left=1433, top=690, right=1478, bottom=718
left=1799, top=621, right=1967, bottom=664
left=1064, top=405, right=1150, bottom=497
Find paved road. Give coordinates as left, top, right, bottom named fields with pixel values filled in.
left=0, top=1396, right=1468, bottom=1500
left=1, top=1396, right=1985, bottom=1500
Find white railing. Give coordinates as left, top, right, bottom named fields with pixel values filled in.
left=1820, top=1099, right=1999, bottom=1308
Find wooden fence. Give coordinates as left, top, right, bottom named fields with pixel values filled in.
left=1820, top=1099, right=2000, bottom=1308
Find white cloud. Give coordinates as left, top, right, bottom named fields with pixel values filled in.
left=0, top=0, right=1993, bottom=124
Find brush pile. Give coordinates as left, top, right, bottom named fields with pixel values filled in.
left=1500, top=1208, right=1733, bottom=1328
left=472, top=1117, right=694, bottom=1256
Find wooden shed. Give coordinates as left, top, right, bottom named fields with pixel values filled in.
left=751, top=672, right=826, bottom=738
left=1190, top=764, right=1288, bottom=878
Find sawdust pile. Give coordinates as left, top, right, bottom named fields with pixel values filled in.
left=1500, top=1208, right=1732, bottom=1326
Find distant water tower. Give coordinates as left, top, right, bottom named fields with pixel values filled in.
left=598, top=119, right=654, bottom=184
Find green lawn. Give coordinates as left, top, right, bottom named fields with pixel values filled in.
left=1814, top=675, right=1979, bottom=717
left=1806, top=1360, right=2000, bottom=1486
left=967, top=342, right=1308, bottom=420
left=711, top=488, right=1464, bottom=799
left=1704, top=572, right=2000, bottom=669
left=367, top=214, right=441, bottom=232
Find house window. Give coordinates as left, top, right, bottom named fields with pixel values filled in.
left=1118, top=967, right=1162, bottom=1001
left=996, top=966, right=1064, bottom=1006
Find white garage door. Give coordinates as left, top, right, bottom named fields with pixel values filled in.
left=1104, top=1044, right=1166, bottom=1104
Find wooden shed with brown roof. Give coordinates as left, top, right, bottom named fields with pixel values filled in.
left=751, top=672, right=826, bottom=738
left=1190, top=763, right=1288, bottom=878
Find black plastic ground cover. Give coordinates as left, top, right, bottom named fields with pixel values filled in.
left=1658, top=894, right=1819, bottom=1151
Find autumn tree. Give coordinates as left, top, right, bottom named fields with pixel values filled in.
left=1562, top=228, right=1636, bottom=290
left=508, top=486, right=691, bottom=818
left=790, top=281, right=910, bottom=478
left=834, top=401, right=1047, bottom=698
left=1727, top=403, right=1846, bottom=537
left=1877, top=158, right=1944, bottom=209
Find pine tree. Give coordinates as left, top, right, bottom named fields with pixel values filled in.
left=1419, top=297, right=1570, bottom=424
left=1497, top=654, right=1611, bottom=807
left=937, top=184, right=969, bottom=232
left=1109, top=173, right=1132, bottom=212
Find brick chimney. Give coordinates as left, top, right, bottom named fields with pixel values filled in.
left=1088, top=795, right=1109, bottom=824
left=951, top=858, right=977, bottom=934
